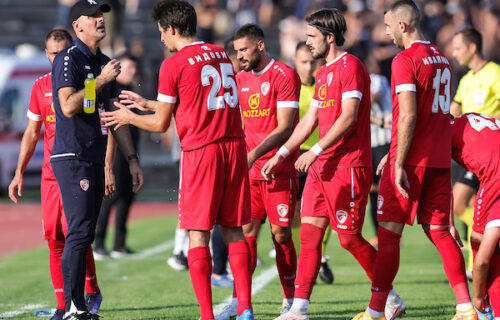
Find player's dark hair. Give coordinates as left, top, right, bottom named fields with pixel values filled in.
left=295, top=41, right=309, bottom=53
left=385, top=0, right=420, bottom=26
left=306, top=9, right=346, bottom=46
left=224, top=38, right=236, bottom=56
left=456, top=27, right=482, bottom=55
left=152, top=0, right=197, bottom=37
left=234, top=24, right=265, bottom=43
left=46, top=29, right=72, bottom=43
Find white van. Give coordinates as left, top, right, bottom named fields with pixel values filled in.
left=0, top=49, right=51, bottom=192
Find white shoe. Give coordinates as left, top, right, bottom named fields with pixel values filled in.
left=280, top=300, right=292, bottom=315
left=214, top=303, right=237, bottom=320
left=269, top=247, right=277, bottom=258
left=385, top=292, right=406, bottom=320
left=274, top=310, right=309, bottom=320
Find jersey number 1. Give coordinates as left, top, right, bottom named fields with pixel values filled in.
left=201, top=63, right=238, bottom=111
left=431, top=68, right=451, bottom=114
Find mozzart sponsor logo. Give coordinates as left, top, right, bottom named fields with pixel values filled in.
left=317, top=84, right=335, bottom=109
left=242, top=93, right=270, bottom=118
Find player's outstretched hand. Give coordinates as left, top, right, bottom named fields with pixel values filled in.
left=119, top=90, right=153, bottom=112
left=449, top=225, right=463, bottom=248
left=98, top=59, right=121, bottom=84
left=295, top=151, right=317, bottom=173
left=104, top=165, right=116, bottom=198
left=261, top=153, right=285, bottom=181
left=8, top=173, right=23, bottom=203
left=376, top=154, right=388, bottom=175
left=129, top=160, right=144, bottom=193
left=394, top=164, right=410, bottom=198
left=103, top=101, right=134, bottom=130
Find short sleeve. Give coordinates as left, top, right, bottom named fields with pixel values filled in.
left=493, top=70, right=500, bottom=101
left=27, top=80, right=42, bottom=121
left=52, top=50, right=79, bottom=91
left=392, top=54, right=416, bottom=94
left=157, top=59, right=178, bottom=103
left=340, top=58, right=366, bottom=100
left=276, top=68, right=300, bottom=108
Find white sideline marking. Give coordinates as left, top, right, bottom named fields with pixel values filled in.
left=214, top=265, right=279, bottom=315
left=0, top=303, right=46, bottom=318
left=129, top=239, right=175, bottom=259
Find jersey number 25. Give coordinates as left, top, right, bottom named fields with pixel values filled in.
left=201, top=63, right=238, bottom=111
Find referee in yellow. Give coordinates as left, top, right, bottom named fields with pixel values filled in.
left=450, top=27, right=500, bottom=276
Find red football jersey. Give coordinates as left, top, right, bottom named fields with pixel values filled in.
left=451, top=113, right=500, bottom=182
left=157, top=42, right=244, bottom=151
left=237, top=59, right=301, bottom=180
left=389, top=41, right=452, bottom=168
left=310, top=52, right=372, bottom=168
left=27, top=73, right=56, bottom=182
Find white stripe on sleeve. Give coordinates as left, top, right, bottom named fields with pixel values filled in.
left=342, top=90, right=363, bottom=101
left=395, top=84, right=416, bottom=94
left=157, top=93, right=177, bottom=103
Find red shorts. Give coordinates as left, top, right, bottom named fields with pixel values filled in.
left=41, top=180, right=67, bottom=240
left=250, top=177, right=298, bottom=227
left=178, top=139, right=251, bottom=230
left=473, top=178, right=500, bottom=234
left=377, top=164, right=451, bottom=225
left=301, top=164, right=372, bottom=234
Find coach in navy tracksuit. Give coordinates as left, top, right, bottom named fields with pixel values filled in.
left=51, top=1, right=143, bottom=318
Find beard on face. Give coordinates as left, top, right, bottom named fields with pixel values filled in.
left=310, top=42, right=327, bottom=59
left=242, top=53, right=261, bottom=72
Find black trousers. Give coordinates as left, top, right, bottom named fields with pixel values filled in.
left=52, top=159, right=104, bottom=312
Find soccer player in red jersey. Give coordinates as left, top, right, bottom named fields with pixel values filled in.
left=262, top=8, right=403, bottom=320
left=353, top=1, right=475, bottom=319
left=451, top=113, right=500, bottom=317
left=103, top=1, right=253, bottom=319
left=8, top=29, right=102, bottom=320
left=230, top=24, right=300, bottom=314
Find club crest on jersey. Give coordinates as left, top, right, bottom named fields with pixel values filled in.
left=80, top=179, right=90, bottom=191
left=261, top=82, right=270, bottom=96
left=277, top=204, right=289, bottom=218
left=327, top=72, right=333, bottom=86
left=248, top=93, right=260, bottom=109
left=377, top=195, right=384, bottom=214
left=336, top=210, right=347, bottom=224
left=318, top=84, right=327, bottom=100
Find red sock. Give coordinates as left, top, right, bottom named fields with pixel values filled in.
left=294, top=223, right=324, bottom=300
left=370, top=227, right=401, bottom=312
left=246, top=236, right=258, bottom=275
left=338, top=233, right=376, bottom=281
left=273, top=236, right=297, bottom=299
left=487, top=252, right=500, bottom=315
left=228, top=241, right=252, bottom=315
left=188, top=246, right=214, bottom=320
left=48, top=239, right=65, bottom=311
left=85, top=246, right=100, bottom=294
left=425, top=227, right=470, bottom=304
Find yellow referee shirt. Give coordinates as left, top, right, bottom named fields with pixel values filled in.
left=299, top=80, right=319, bottom=150
left=454, top=61, right=500, bottom=116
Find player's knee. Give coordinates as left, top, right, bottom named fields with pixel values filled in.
left=271, top=227, right=291, bottom=244
left=338, top=233, right=362, bottom=251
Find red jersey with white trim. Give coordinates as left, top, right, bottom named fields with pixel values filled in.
left=389, top=41, right=452, bottom=168
left=451, top=113, right=500, bottom=182
left=157, top=42, right=244, bottom=151
left=310, top=52, right=371, bottom=168
left=237, top=59, right=301, bottom=180
left=27, top=72, right=56, bottom=182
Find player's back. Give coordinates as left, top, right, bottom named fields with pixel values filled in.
left=451, top=113, right=500, bottom=182
left=158, top=42, right=244, bottom=151
left=389, top=41, right=452, bottom=168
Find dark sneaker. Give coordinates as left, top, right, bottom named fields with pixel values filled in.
left=110, top=247, right=134, bottom=258
left=318, top=256, right=334, bottom=284
left=50, top=309, right=65, bottom=320
left=63, top=311, right=101, bottom=320
left=93, top=247, right=110, bottom=261
left=167, top=253, right=189, bottom=271
left=85, top=291, right=103, bottom=314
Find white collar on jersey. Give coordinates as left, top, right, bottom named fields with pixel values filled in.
left=252, top=59, right=275, bottom=76
left=408, top=40, right=431, bottom=48
left=180, top=41, right=205, bottom=50
left=326, top=51, right=347, bottom=66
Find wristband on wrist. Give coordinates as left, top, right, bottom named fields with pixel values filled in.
left=127, top=153, right=139, bottom=161
left=310, top=143, right=324, bottom=156
left=277, top=146, right=290, bottom=158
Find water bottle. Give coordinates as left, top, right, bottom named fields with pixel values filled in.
left=83, top=73, right=96, bottom=114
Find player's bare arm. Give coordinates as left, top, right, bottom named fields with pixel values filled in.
left=295, top=97, right=359, bottom=173
left=8, top=119, right=43, bottom=203
left=450, top=101, right=462, bottom=118
left=58, top=60, right=120, bottom=118
left=376, top=153, right=389, bottom=176
left=448, top=203, right=463, bottom=247
left=104, top=133, right=116, bottom=198
left=119, top=90, right=158, bottom=112
left=261, top=103, right=318, bottom=180
left=247, top=107, right=296, bottom=169
left=395, top=90, right=417, bottom=198
left=472, top=227, right=500, bottom=311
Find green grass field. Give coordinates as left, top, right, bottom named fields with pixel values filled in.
left=0, top=207, right=469, bottom=319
